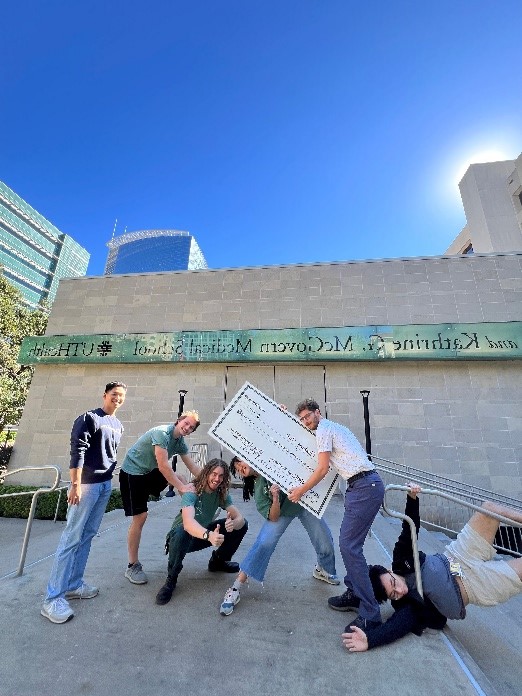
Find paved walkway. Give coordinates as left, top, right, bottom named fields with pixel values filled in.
left=1, top=490, right=520, bottom=696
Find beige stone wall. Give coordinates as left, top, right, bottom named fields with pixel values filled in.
left=10, top=253, right=522, bottom=497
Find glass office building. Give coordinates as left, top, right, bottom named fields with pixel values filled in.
left=105, top=229, right=208, bottom=275
left=0, top=180, right=90, bottom=308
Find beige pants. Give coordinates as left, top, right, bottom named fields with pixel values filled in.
left=445, top=523, right=522, bottom=607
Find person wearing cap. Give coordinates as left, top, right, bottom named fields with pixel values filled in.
left=288, top=398, right=384, bottom=634
left=342, top=484, right=522, bottom=652
left=119, top=410, right=201, bottom=585
left=41, top=381, right=128, bottom=624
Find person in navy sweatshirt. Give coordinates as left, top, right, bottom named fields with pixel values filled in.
left=40, top=381, right=127, bottom=624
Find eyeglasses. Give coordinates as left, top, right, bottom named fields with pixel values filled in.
left=299, top=411, right=315, bottom=423
left=387, top=572, right=400, bottom=601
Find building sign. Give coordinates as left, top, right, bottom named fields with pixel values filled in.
left=18, top=321, right=522, bottom=365
left=208, top=382, right=338, bottom=518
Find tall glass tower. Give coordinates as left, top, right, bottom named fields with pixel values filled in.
left=105, top=229, right=208, bottom=274
left=0, top=180, right=90, bottom=308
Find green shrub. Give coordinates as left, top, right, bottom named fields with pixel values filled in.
left=106, top=488, right=124, bottom=512
left=0, top=485, right=124, bottom=520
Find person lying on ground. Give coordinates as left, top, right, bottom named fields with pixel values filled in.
left=342, top=483, right=522, bottom=652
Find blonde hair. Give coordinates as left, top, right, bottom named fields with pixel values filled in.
left=176, top=410, right=200, bottom=431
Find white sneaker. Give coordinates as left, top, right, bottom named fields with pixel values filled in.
left=65, top=582, right=99, bottom=599
left=41, top=597, right=74, bottom=624
left=313, top=565, right=341, bottom=585
left=220, top=587, right=240, bottom=616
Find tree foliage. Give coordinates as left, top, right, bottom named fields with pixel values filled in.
left=0, top=272, right=48, bottom=432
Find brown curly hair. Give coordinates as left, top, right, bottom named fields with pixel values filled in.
left=193, top=458, right=230, bottom=505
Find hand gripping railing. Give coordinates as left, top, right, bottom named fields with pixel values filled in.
left=382, top=484, right=522, bottom=599
left=0, top=466, right=62, bottom=576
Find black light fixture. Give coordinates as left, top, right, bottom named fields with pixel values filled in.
left=360, top=389, right=372, bottom=457
left=166, top=389, right=189, bottom=497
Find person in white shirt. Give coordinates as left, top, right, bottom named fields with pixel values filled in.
left=288, top=398, right=384, bottom=633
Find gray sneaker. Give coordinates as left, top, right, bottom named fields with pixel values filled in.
left=125, top=562, right=148, bottom=584
left=41, top=597, right=74, bottom=624
left=313, top=565, right=341, bottom=585
left=65, top=582, right=99, bottom=599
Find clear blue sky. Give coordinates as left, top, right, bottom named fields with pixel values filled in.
left=1, top=1, right=521, bottom=275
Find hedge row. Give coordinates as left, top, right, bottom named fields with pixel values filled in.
left=0, top=485, right=124, bottom=520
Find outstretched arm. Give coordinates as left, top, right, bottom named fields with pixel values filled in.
left=288, top=451, right=330, bottom=503
left=182, top=506, right=224, bottom=546
left=155, top=447, right=195, bottom=494
left=342, top=604, right=427, bottom=651
left=179, top=453, right=201, bottom=479
left=392, top=483, right=422, bottom=575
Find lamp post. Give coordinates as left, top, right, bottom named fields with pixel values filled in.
left=360, top=389, right=372, bottom=459
left=177, top=389, right=188, bottom=418
left=165, top=389, right=188, bottom=497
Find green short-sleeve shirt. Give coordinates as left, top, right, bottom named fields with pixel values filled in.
left=172, top=490, right=233, bottom=530
left=254, top=475, right=301, bottom=519
left=121, top=424, right=189, bottom=475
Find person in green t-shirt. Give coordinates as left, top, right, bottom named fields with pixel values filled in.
left=219, top=456, right=339, bottom=616
left=119, top=410, right=202, bottom=585
left=155, top=458, right=248, bottom=605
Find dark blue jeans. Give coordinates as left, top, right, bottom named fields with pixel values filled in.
left=339, top=472, right=384, bottom=623
left=166, top=518, right=248, bottom=579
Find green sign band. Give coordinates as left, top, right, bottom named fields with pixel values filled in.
left=18, top=322, right=522, bottom=365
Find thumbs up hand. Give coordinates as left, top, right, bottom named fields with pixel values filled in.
left=210, top=524, right=224, bottom=547
left=224, top=512, right=234, bottom=533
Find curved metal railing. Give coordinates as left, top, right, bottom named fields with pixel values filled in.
left=0, top=466, right=62, bottom=576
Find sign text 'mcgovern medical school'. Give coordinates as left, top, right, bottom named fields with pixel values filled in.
left=18, top=322, right=522, bottom=365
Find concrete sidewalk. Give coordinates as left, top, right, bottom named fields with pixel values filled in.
left=0, top=490, right=517, bottom=696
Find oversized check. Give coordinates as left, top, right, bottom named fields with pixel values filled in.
left=208, top=382, right=338, bottom=518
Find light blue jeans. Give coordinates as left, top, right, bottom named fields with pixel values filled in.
left=45, top=480, right=112, bottom=601
left=240, top=509, right=337, bottom=583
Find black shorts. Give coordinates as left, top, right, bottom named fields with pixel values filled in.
left=119, top=468, right=168, bottom=517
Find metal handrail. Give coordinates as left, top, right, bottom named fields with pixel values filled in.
left=0, top=466, right=62, bottom=576
left=383, top=484, right=522, bottom=598
left=374, top=454, right=522, bottom=509
left=189, top=443, right=208, bottom=467
left=374, top=454, right=522, bottom=556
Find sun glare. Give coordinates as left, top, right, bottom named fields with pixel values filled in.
left=429, top=133, right=520, bottom=213
left=453, top=148, right=511, bottom=186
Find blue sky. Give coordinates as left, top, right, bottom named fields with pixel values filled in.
left=1, top=1, right=521, bottom=275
